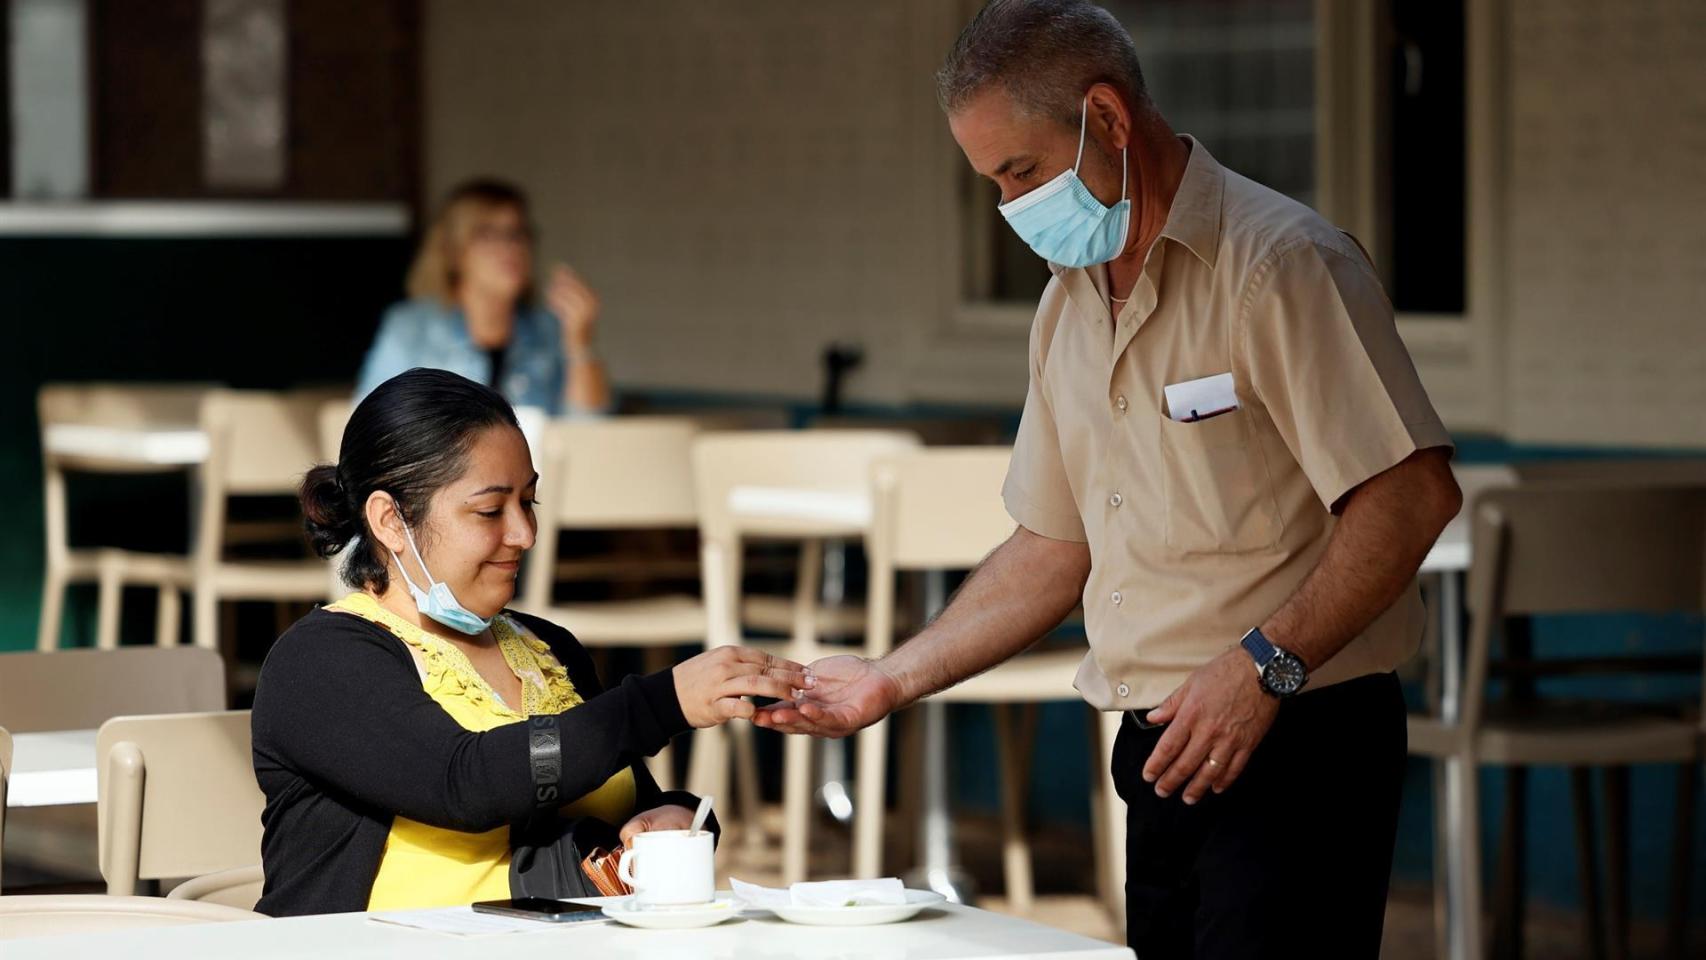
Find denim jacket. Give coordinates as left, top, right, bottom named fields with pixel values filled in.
left=355, top=298, right=571, bottom=414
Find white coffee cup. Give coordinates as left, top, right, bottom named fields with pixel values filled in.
left=618, top=829, right=715, bottom=906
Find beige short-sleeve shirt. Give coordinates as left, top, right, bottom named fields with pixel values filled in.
left=1004, top=137, right=1452, bottom=710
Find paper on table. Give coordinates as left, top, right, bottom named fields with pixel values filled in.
left=368, top=907, right=573, bottom=936
left=731, top=877, right=906, bottom=908
left=1162, top=371, right=1239, bottom=422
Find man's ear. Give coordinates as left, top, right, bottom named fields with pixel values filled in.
left=1085, top=82, right=1131, bottom=152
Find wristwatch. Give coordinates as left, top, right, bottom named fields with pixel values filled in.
left=1240, top=627, right=1309, bottom=698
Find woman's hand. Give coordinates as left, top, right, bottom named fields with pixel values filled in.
left=618, top=803, right=696, bottom=846
left=673, top=646, right=813, bottom=728
left=547, top=264, right=601, bottom=355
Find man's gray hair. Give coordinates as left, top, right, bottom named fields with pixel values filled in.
left=936, top=0, right=1148, bottom=128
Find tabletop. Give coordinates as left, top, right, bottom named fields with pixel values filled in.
left=0, top=902, right=1136, bottom=960
left=6, top=729, right=98, bottom=808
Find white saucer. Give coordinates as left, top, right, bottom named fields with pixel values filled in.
left=599, top=892, right=743, bottom=930
left=767, top=889, right=946, bottom=926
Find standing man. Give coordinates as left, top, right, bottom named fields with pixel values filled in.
left=755, top=1, right=1461, bottom=957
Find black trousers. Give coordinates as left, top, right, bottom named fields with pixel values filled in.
left=1113, top=671, right=1407, bottom=959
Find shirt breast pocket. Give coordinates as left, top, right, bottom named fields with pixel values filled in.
left=1157, top=409, right=1281, bottom=554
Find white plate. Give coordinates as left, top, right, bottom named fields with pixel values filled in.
left=600, top=892, right=744, bottom=930
left=767, top=889, right=946, bottom=926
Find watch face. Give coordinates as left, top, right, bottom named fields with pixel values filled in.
left=1264, top=651, right=1308, bottom=695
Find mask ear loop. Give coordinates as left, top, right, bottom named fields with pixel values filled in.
left=391, top=519, right=435, bottom=595
left=1084, top=93, right=1134, bottom=252
left=1073, top=95, right=1090, bottom=172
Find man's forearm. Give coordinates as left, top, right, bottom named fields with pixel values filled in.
left=880, top=525, right=1091, bottom=706
left=1262, top=447, right=1460, bottom=670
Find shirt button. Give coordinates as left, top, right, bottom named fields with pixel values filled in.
left=1117, top=683, right=1131, bottom=698
left=1109, top=492, right=1123, bottom=508
left=1111, top=590, right=1123, bottom=606
left=1115, top=395, right=1129, bottom=412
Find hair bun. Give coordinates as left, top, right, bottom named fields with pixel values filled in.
left=300, top=463, right=358, bottom=558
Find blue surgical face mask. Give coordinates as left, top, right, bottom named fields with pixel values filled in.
left=390, top=521, right=495, bottom=635
left=996, top=96, right=1131, bottom=268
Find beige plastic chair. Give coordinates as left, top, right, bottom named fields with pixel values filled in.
left=168, top=864, right=266, bottom=910
left=96, top=710, right=264, bottom=896
left=1, top=726, right=12, bottom=892
left=688, top=429, right=920, bottom=882
left=190, top=389, right=341, bottom=649
left=0, top=647, right=226, bottom=733
left=1409, top=485, right=1706, bottom=960
left=853, top=448, right=1124, bottom=922
left=517, top=416, right=713, bottom=790
left=0, top=894, right=262, bottom=939
left=37, top=383, right=211, bottom=650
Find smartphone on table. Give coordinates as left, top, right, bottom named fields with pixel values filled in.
left=472, top=897, right=607, bottom=924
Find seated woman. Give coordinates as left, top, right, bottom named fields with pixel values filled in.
left=252, top=368, right=805, bottom=916
left=355, top=178, right=611, bottom=415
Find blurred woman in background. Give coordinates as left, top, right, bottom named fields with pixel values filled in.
left=356, top=178, right=612, bottom=415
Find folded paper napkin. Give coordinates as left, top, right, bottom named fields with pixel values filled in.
left=731, top=877, right=907, bottom=908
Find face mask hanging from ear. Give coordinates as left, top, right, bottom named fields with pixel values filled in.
left=996, top=95, right=1132, bottom=268
left=389, top=519, right=494, bottom=635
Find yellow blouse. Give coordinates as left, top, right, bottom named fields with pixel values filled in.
left=326, top=593, right=637, bottom=911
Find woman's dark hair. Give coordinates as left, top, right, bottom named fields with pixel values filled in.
left=302, top=368, right=521, bottom=592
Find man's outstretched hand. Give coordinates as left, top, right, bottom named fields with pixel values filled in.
left=751, top=655, right=904, bottom=738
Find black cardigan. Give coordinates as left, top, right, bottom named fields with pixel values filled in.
left=250, top=607, right=707, bottom=916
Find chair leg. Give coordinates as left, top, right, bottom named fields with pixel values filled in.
left=1490, top=766, right=1527, bottom=960
left=192, top=588, right=219, bottom=650
left=993, top=703, right=1036, bottom=913
left=642, top=647, right=676, bottom=791
left=782, top=728, right=814, bottom=884
left=1092, top=708, right=1126, bottom=935
left=686, top=724, right=731, bottom=827
left=154, top=586, right=181, bottom=647
left=1665, top=762, right=1697, bottom=960
left=1604, top=765, right=1630, bottom=960
left=730, top=720, right=766, bottom=857
left=1569, top=766, right=1607, bottom=960
left=95, top=561, right=123, bottom=650
left=1450, top=755, right=1485, bottom=960
left=1433, top=759, right=1454, bottom=960
left=37, top=569, right=67, bottom=651
left=852, top=718, right=888, bottom=879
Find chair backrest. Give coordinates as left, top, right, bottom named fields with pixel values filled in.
left=167, top=864, right=266, bottom=910
left=96, top=710, right=263, bottom=893
left=0, top=648, right=225, bottom=733
left=1513, top=458, right=1706, bottom=488
left=199, top=389, right=326, bottom=496
left=811, top=414, right=1011, bottom=447
left=38, top=383, right=209, bottom=431
left=1460, top=484, right=1706, bottom=731
left=0, top=894, right=261, bottom=939
left=542, top=417, right=702, bottom=528
left=522, top=417, right=703, bottom=608
left=691, top=429, right=921, bottom=543
left=871, top=447, right=1016, bottom=572
left=1468, top=486, right=1706, bottom=617
left=862, top=447, right=1015, bottom=658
